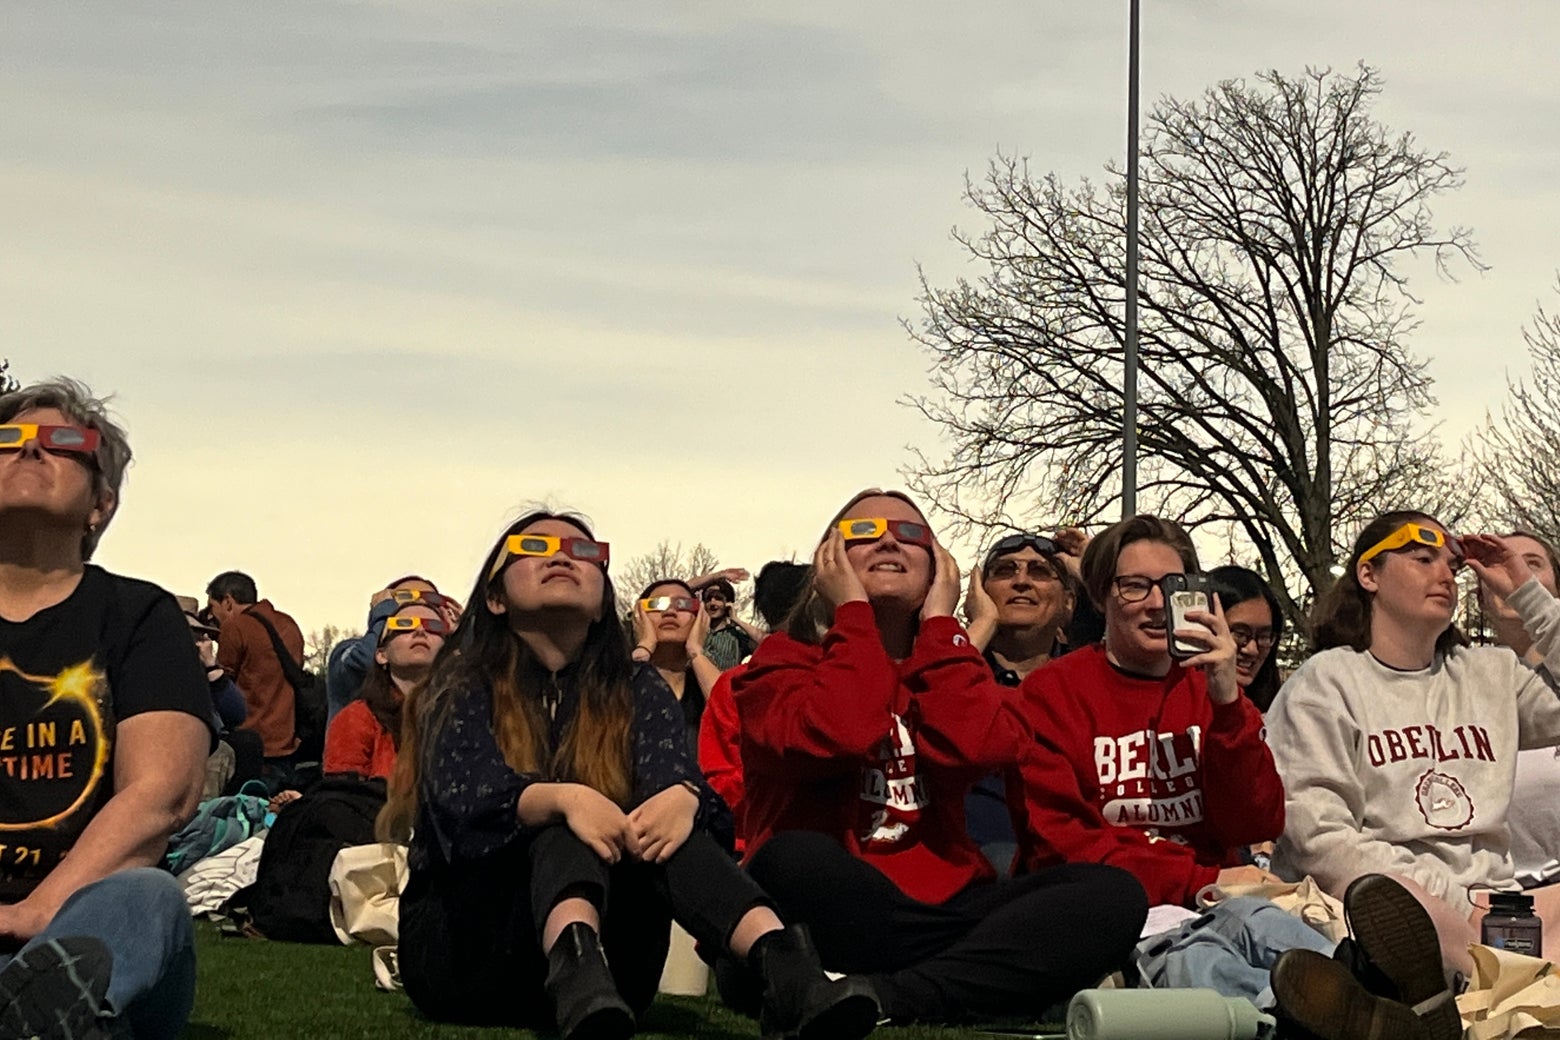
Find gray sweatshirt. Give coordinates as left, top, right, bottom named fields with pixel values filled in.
left=1268, top=579, right=1560, bottom=915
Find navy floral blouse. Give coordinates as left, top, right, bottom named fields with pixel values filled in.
left=412, top=661, right=731, bottom=870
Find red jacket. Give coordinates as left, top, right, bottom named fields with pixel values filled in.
left=1010, top=644, right=1284, bottom=907
left=734, top=601, right=1028, bottom=905
left=323, top=698, right=398, bottom=780
left=699, top=666, right=748, bottom=854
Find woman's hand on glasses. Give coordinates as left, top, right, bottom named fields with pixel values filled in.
left=921, top=541, right=963, bottom=621
left=962, top=564, right=1000, bottom=649
left=1463, top=534, right=1534, bottom=601
left=813, top=530, right=869, bottom=609
left=685, top=603, right=711, bottom=658
left=1178, top=593, right=1239, bottom=705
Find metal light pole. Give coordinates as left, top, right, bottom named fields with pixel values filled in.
left=1121, top=0, right=1141, bottom=519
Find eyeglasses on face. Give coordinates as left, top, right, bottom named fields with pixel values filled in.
left=641, top=596, right=698, bottom=614
left=837, top=517, right=932, bottom=548
left=987, top=559, right=1061, bottom=582
left=1358, top=522, right=1462, bottom=568
left=1111, top=575, right=1167, bottom=603
left=380, top=615, right=451, bottom=642
left=0, top=424, right=101, bottom=456
left=1229, top=625, right=1276, bottom=651
left=488, top=533, right=611, bottom=579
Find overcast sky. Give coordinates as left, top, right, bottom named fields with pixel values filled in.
left=5, top=1, right=1557, bottom=631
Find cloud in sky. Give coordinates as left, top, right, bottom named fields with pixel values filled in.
left=4, top=0, right=1559, bottom=628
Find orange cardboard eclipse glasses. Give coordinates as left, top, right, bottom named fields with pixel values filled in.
left=488, top=533, right=611, bottom=579
left=0, top=424, right=100, bottom=455
left=640, top=596, right=698, bottom=614
left=379, top=615, right=451, bottom=643
left=836, top=517, right=932, bottom=548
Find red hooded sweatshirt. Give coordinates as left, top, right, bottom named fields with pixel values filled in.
left=734, top=601, right=1028, bottom=905
left=1009, top=643, right=1284, bottom=907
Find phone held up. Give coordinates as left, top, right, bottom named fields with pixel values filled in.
left=1160, top=573, right=1213, bottom=659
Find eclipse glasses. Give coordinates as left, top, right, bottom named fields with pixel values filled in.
left=640, top=596, right=698, bottom=614
left=1358, top=522, right=1463, bottom=567
left=0, top=424, right=100, bottom=455
left=489, top=533, right=611, bottom=579
left=836, top=517, right=932, bottom=548
left=380, top=615, right=451, bottom=642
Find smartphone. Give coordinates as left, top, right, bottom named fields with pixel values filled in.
left=1161, top=572, right=1213, bottom=659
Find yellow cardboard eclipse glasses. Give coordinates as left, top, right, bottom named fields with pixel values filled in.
left=391, top=589, right=444, bottom=606
left=1358, top=522, right=1463, bottom=566
left=379, top=615, right=451, bottom=643
left=640, top=595, right=698, bottom=614
left=836, top=517, right=932, bottom=548
left=0, top=424, right=101, bottom=454
left=488, top=533, right=611, bottom=579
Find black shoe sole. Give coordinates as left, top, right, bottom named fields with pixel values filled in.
left=0, top=937, right=114, bottom=1040
left=1273, top=948, right=1427, bottom=1040
left=563, top=1003, right=636, bottom=1040
left=795, top=991, right=879, bottom=1040
left=1344, top=875, right=1460, bottom=1040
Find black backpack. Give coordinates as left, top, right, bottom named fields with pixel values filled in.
left=249, top=611, right=327, bottom=762
left=247, top=777, right=386, bottom=943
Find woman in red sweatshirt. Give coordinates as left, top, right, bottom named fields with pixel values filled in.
left=734, top=489, right=1147, bottom=1025
left=323, top=601, right=447, bottom=780
left=1008, top=514, right=1285, bottom=907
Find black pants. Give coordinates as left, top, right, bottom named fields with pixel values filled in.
left=399, top=825, right=770, bottom=1027
left=221, top=730, right=264, bottom=796
left=747, top=831, right=1148, bottom=1024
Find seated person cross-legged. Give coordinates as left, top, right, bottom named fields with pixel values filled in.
left=735, top=489, right=1147, bottom=1027
left=387, top=511, right=878, bottom=1040
left=323, top=601, right=449, bottom=781
left=1008, top=515, right=1286, bottom=908
left=0, top=378, right=211, bottom=1040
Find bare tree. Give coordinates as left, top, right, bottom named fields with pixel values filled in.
left=1468, top=284, right=1560, bottom=546
left=0, top=359, right=17, bottom=395
left=304, top=624, right=358, bottom=675
left=906, top=65, right=1480, bottom=630
left=614, top=541, right=723, bottom=618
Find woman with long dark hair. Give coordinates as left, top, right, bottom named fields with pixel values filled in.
left=384, top=510, right=877, bottom=1040
left=735, top=489, right=1147, bottom=1026
left=1267, top=510, right=1560, bottom=1005
left=1205, top=565, right=1286, bottom=713
left=630, top=578, right=721, bottom=751
left=323, top=600, right=447, bottom=780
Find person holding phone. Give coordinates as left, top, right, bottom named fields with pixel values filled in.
left=1205, top=566, right=1286, bottom=713
left=1007, top=515, right=1285, bottom=908
left=735, top=489, right=1147, bottom=1026
left=1268, top=513, right=1560, bottom=980
left=385, top=511, right=878, bottom=1040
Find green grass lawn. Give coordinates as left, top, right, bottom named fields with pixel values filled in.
left=184, top=922, right=989, bottom=1039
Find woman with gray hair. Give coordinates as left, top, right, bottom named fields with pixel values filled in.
left=0, top=377, right=212, bottom=1039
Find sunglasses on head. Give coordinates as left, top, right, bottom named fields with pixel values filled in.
left=0, top=424, right=100, bottom=455
left=380, top=615, right=451, bottom=642
left=488, top=533, right=611, bottom=579
left=1358, top=522, right=1462, bottom=567
left=983, top=532, right=1062, bottom=569
left=837, top=517, right=932, bottom=548
left=640, top=596, right=698, bottom=614
left=391, top=589, right=444, bottom=606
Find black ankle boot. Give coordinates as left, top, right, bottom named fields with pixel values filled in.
left=545, top=922, right=635, bottom=1040
left=748, top=924, right=880, bottom=1040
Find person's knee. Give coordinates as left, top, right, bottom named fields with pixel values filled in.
left=1052, top=863, right=1150, bottom=939
left=105, top=868, right=194, bottom=946
left=747, top=831, right=840, bottom=893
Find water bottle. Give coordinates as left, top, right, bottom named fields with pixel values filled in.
left=1067, top=989, right=1277, bottom=1040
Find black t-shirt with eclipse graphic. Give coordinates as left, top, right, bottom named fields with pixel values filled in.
left=0, top=565, right=211, bottom=901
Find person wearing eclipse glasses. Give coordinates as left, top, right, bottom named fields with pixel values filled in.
left=383, top=510, right=879, bottom=1040
left=1263, top=511, right=1560, bottom=1036
left=326, top=576, right=457, bottom=725
left=631, top=578, right=721, bottom=752
left=733, top=489, right=1147, bottom=1026
left=323, top=600, right=449, bottom=781
left=0, top=379, right=211, bottom=1039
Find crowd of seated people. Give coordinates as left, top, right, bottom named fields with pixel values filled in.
left=12, top=375, right=1560, bottom=1040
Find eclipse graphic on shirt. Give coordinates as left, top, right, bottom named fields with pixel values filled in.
left=0, top=657, right=111, bottom=832
left=1414, top=768, right=1474, bottom=831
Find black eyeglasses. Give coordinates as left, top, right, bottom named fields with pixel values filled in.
left=1111, top=575, right=1160, bottom=603
left=1229, top=625, right=1276, bottom=651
